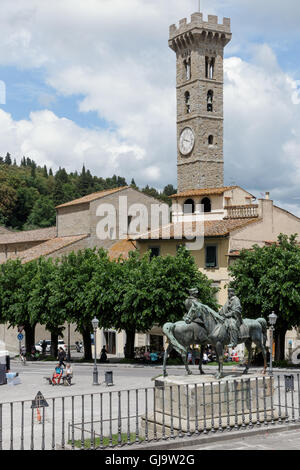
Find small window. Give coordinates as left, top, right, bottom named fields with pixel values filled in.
left=185, top=91, right=191, bottom=114
left=208, top=135, right=214, bottom=145
left=209, top=58, right=215, bottom=79
left=207, top=90, right=213, bottom=112
left=149, top=246, right=160, bottom=259
left=205, top=57, right=209, bottom=78
left=183, top=199, right=195, bottom=214
left=205, top=246, right=217, bottom=268
left=201, top=197, right=211, bottom=213
left=184, top=57, right=191, bottom=81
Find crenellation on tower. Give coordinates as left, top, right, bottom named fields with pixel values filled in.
left=170, top=11, right=231, bottom=192
left=169, top=13, right=231, bottom=45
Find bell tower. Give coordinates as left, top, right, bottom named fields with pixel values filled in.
left=169, top=12, right=232, bottom=192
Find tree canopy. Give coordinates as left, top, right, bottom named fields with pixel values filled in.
left=229, top=233, right=300, bottom=360
left=0, top=155, right=176, bottom=230
left=0, top=247, right=217, bottom=359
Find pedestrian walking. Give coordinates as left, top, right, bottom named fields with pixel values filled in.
left=57, top=347, right=66, bottom=368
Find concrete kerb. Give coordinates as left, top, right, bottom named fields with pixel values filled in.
left=9, top=359, right=300, bottom=373
left=124, top=422, right=300, bottom=451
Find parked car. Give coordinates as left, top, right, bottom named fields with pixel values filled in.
left=35, top=340, right=66, bottom=353
left=34, top=342, right=43, bottom=353
left=58, top=340, right=67, bottom=352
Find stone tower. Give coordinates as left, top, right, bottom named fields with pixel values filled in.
left=169, top=12, right=231, bottom=192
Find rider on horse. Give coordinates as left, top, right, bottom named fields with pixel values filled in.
left=185, top=287, right=243, bottom=349
left=218, top=288, right=243, bottom=348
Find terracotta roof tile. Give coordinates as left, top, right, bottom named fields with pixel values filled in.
left=108, top=239, right=137, bottom=260
left=170, top=186, right=255, bottom=198
left=16, top=234, right=88, bottom=264
left=56, top=186, right=129, bottom=209
left=132, top=218, right=261, bottom=240
left=0, top=227, right=56, bottom=245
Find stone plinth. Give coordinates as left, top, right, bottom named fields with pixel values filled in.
left=141, top=374, right=279, bottom=438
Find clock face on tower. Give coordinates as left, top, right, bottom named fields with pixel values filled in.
left=179, top=127, right=195, bottom=155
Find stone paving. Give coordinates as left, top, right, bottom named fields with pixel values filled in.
left=176, top=426, right=300, bottom=450
left=0, top=361, right=299, bottom=450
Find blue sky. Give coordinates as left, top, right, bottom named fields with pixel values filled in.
left=0, top=0, right=299, bottom=214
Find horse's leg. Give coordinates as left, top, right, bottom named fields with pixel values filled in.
left=215, top=342, right=224, bottom=379
left=242, top=340, right=252, bottom=375
left=163, top=344, right=172, bottom=377
left=198, top=345, right=205, bottom=375
left=182, top=352, right=192, bottom=375
left=253, top=335, right=267, bottom=375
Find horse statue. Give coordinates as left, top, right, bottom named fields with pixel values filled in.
left=163, top=300, right=268, bottom=379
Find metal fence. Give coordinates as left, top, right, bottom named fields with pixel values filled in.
left=0, top=373, right=300, bottom=450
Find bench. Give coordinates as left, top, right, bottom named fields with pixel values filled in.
left=44, top=375, right=72, bottom=386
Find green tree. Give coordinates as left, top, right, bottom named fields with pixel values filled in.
left=4, top=153, right=12, bottom=165
left=0, top=259, right=40, bottom=352
left=8, top=186, right=39, bottom=228
left=96, top=248, right=218, bottom=358
left=163, top=184, right=177, bottom=197
left=229, top=234, right=300, bottom=361
left=29, top=258, right=64, bottom=358
left=49, top=249, right=107, bottom=360
left=25, top=196, right=56, bottom=228
left=130, top=178, right=138, bottom=189
left=0, top=184, right=17, bottom=221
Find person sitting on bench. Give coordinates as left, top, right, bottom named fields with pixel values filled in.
left=65, top=363, right=73, bottom=385
left=51, top=364, right=63, bottom=385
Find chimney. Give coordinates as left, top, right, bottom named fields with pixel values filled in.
left=265, top=192, right=270, bottom=200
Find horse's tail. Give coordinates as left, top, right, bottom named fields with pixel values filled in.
left=257, top=318, right=267, bottom=343
left=162, top=322, right=187, bottom=357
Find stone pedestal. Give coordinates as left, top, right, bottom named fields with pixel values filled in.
left=141, top=374, right=279, bottom=438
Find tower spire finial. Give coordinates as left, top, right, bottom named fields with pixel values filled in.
left=198, top=0, right=201, bottom=12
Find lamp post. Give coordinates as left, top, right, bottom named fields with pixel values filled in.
left=67, top=323, right=71, bottom=362
left=91, top=317, right=99, bottom=385
left=268, top=311, right=278, bottom=376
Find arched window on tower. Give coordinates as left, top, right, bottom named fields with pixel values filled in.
left=184, top=57, right=191, bottom=81
left=205, top=57, right=209, bottom=78
left=208, top=135, right=214, bottom=146
left=201, top=197, right=211, bottom=213
left=205, top=57, right=215, bottom=79
left=183, top=198, right=195, bottom=214
left=207, top=90, right=213, bottom=112
left=185, top=91, right=191, bottom=114
left=209, top=58, right=215, bottom=79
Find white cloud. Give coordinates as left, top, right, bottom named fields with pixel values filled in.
left=0, top=0, right=299, bottom=213
left=224, top=45, right=300, bottom=207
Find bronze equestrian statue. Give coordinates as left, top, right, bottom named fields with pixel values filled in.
left=162, top=288, right=267, bottom=379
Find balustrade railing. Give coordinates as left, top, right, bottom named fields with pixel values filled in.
left=225, top=204, right=258, bottom=219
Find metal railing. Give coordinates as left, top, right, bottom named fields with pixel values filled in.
left=0, top=373, right=299, bottom=450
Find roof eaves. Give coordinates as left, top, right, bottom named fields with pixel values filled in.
left=55, top=186, right=130, bottom=209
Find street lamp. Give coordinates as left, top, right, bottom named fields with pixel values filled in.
left=91, top=317, right=99, bottom=385
left=268, top=311, right=278, bottom=376
left=67, top=323, right=71, bottom=362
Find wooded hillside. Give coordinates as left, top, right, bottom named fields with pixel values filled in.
left=0, top=152, right=176, bottom=230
